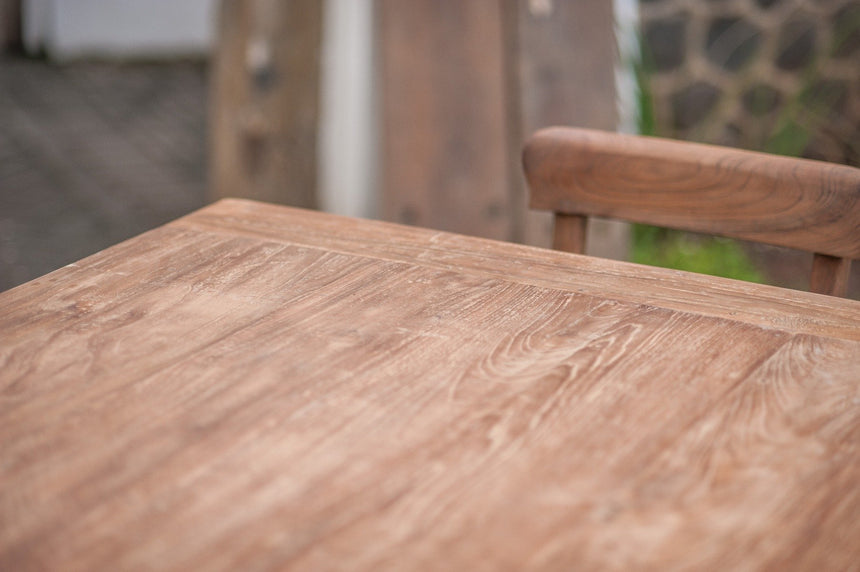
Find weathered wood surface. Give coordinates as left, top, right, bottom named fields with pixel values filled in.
left=379, top=0, right=511, bottom=239
left=525, top=127, right=860, bottom=259
left=179, top=200, right=860, bottom=341
left=209, top=0, right=322, bottom=208
left=2, top=199, right=859, bottom=570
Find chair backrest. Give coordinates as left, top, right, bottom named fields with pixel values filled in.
left=523, top=127, right=860, bottom=297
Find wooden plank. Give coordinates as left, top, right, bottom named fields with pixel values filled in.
left=209, top=0, right=322, bottom=208
left=172, top=200, right=860, bottom=341
left=378, top=0, right=511, bottom=240
left=516, top=1, right=618, bottom=143
left=525, top=127, right=860, bottom=259
left=511, top=0, right=626, bottom=256
left=1, top=199, right=858, bottom=570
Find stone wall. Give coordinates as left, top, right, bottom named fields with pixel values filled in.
left=638, top=0, right=859, bottom=165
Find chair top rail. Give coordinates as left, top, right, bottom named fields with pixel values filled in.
left=524, top=127, right=860, bottom=258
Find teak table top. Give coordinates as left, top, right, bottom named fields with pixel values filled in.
left=2, top=199, right=859, bottom=570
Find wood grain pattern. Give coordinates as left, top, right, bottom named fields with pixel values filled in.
left=524, top=127, right=860, bottom=259
left=2, top=199, right=859, bottom=570
left=180, top=200, right=860, bottom=341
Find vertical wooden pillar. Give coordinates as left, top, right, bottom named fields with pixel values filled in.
left=0, top=0, right=21, bottom=50
left=378, top=0, right=511, bottom=240
left=210, top=0, right=322, bottom=208
left=378, top=0, right=624, bottom=255
left=810, top=254, right=851, bottom=297
left=509, top=0, right=627, bottom=257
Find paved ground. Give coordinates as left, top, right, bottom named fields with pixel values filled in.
left=1, top=55, right=857, bottom=298
left=0, top=56, right=207, bottom=291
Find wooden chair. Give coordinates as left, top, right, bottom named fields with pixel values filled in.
left=523, top=127, right=860, bottom=297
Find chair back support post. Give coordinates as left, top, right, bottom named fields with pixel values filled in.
left=552, top=214, right=588, bottom=254
left=810, top=254, right=852, bottom=297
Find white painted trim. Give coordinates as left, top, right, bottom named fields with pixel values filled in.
left=614, top=0, right=640, bottom=134
left=318, top=0, right=377, bottom=219
left=22, top=0, right=216, bottom=60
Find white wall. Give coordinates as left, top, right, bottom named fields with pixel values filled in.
left=318, top=0, right=377, bottom=219
left=614, top=0, right=640, bottom=134
left=23, top=0, right=216, bottom=59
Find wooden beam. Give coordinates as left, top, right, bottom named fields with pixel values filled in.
left=210, top=0, right=322, bottom=208
left=511, top=0, right=624, bottom=256
left=378, top=0, right=511, bottom=240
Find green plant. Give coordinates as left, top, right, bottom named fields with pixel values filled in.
left=631, top=225, right=764, bottom=283
left=630, top=32, right=765, bottom=284
left=628, top=8, right=858, bottom=289
left=763, top=78, right=857, bottom=161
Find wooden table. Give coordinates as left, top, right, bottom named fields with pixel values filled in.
left=2, top=199, right=859, bottom=570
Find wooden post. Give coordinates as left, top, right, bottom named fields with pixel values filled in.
left=0, top=0, right=21, bottom=51
left=509, top=0, right=628, bottom=257
left=210, top=0, right=322, bottom=208
left=378, top=0, right=511, bottom=240
left=552, top=213, right=589, bottom=254
left=810, top=254, right=851, bottom=297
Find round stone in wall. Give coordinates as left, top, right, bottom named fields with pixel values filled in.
left=776, top=18, right=817, bottom=70
left=671, top=81, right=722, bottom=130
left=706, top=16, right=763, bottom=71
left=643, top=15, right=687, bottom=72
left=832, top=4, right=860, bottom=58
left=755, top=0, right=784, bottom=8
left=802, top=79, right=849, bottom=118
left=743, top=84, right=783, bottom=116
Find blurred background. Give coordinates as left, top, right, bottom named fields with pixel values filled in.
left=0, top=0, right=858, bottom=296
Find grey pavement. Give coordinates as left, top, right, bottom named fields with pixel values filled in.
left=0, top=56, right=208, bottom=291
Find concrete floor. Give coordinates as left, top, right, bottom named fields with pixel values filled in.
left=0, top=56, right=208, bottom=291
